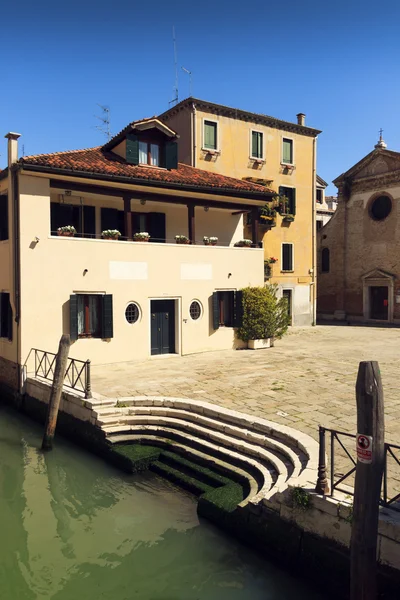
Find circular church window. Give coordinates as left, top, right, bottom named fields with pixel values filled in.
left=370, top=195, right=392, bottom=221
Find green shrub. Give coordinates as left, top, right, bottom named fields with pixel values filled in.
left=237, top=285, right=291, bottom=342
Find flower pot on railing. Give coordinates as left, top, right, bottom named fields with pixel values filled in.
left=204, top=236, right=218, bottom=246
left=57, top=226, right=76, bottom=237
left=175, top=235, right=190, bottom=244
left=234, top=239, right=253, bottom=248
left=133, top=232, right=150, bottom=242
left=102, top=229, right=121, bottom=240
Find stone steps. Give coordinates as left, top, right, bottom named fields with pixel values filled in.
left=95, top=396, right=319, bottom=507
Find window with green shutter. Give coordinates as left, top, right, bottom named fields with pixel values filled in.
left=282, top=138, right=293, bottom=164
left=204, top=121, right=217, bottom=150
left=251, top=131, right=263, bottom=159
left=278, top=186, right=296, bottom=215
left=70, top=293, right=113, bottom=339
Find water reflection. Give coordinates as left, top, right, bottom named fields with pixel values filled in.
left=0, top=406, right=322, bottom=600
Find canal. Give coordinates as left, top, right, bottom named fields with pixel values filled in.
left=0, top=405, right=323, bottom=599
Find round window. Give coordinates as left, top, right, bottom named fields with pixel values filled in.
left=125, top=303, right=140, bottom=324
left=189, top=300, right=202, bottom=321
left=370, top=195, right=392, bottom=221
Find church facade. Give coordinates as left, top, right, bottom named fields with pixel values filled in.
left=317, top=136, right=400, bottom=324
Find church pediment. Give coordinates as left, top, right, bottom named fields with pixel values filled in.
left=334, top=149, right=400, bottom=186
left=362, top=268, right=395, bottom=281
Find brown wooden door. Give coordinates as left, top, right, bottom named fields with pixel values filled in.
left=369, top=286, right=388, bottom=320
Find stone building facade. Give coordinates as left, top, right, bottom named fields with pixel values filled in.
left=318, top=137, right=400, bottom=324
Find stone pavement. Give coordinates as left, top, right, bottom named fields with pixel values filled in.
left=92, top=325, right=400, bottom=498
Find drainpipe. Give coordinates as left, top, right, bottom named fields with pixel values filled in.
left=191, top=102, right=197, bottom=167
left=311, top=136, right=317, bottom=326
left=5, top=132, right=22, bottom=393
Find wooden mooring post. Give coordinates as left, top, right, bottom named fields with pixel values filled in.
left=41, top=334, right=71, bottom=451
left=350, top=361, right=385, bottom=600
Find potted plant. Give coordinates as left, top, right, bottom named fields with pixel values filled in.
left=259, top=204, right=277, bottom=227
left=267, top=257, right=278, bottom=264
left=133, top=232, right=150, bottom=242
left=234, top=239, right=253, bottom=248
left=278, top=195, right=290, bottom=215
left=209, top=236, right=218, bottom=246
left=264, top=257, right=277, bottom=279
left=175, top=234, right=190, bottom=244
left=203, top=236, right=210, bottom=245
left=57, top=225, right=76, bottom=237
left=237, top=285, right=290, bottom=349
left=102, top=229, right=121, bottom=240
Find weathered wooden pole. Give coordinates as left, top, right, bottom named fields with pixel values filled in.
left=350, top=361, right=385, bottom=600
left=41, top=334, right=71, bottom=451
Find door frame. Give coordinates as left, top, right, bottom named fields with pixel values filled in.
left=148, top=297, right=181, bottom=357
left=362, top=269, right=394, bottom=323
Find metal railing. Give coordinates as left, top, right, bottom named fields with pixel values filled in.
left=315, top=426, right=400, bottom=512
left=33, top=348, right=92, bottom=399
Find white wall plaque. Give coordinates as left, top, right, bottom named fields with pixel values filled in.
left=109, top=261, right=148, bottom=280
left=180, top=263, right=213, bottom=280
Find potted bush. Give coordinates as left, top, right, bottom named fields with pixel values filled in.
left=102, top=229, right=121, bottom=240
left=57, top=225, right=76, bottom=237
left=237, top=285, right=290, bottom=349
left=133, top=232, right=150, bottom=242
left=175, top=235, right=190, bottom=244
left=203, top=236, right=210, bottom=245
left=234, top=239, right=253, bottom=248
left=259, top=204, right=277, bottom=227
left=209, top=236, right=218, bottom=246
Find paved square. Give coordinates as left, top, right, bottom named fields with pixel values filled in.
left=92, top=325, right=400, bottom=497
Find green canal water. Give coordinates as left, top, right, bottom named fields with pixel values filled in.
left=0, top=405, right=323, bottom=600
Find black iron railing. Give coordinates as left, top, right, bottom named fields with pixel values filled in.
left=33, top=348, right=92, bottom=399
left=315, top=426, right=400, bottom=512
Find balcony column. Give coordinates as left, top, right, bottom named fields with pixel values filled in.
left=188, top=203, right=195, bottom=244
left=123, top=195, right=132, bottom=241
left=251, top=207, right=259, bottom=246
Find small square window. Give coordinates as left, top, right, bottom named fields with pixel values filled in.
left=204, top=121, right=217, bottom=150
left=251, top=131, right=263, bottom=159
left=282, top=138, right=293, bottom=164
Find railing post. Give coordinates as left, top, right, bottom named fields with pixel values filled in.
left=85, top=360, right=92, bottom=399
left=315, top=426, right=330, bottom=495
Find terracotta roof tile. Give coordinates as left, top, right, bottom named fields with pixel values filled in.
left=19, top=147, right=274, bottom=196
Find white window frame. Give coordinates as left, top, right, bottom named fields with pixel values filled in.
left=281, top=136, right=295, bottom=166
left=281, top=242, right=294, bottom=272
left=202, top=118, right=220, bottom=153
left=249, top=129, right=265, bottom=162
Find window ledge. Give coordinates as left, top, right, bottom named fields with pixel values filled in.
left=250, top=157, right=265, bottom=164
left=202, top=148, right=220, bottom=155
left=281, top=270, right=294, bottom=273
left=281, top=163, right=296, bottom=169
left=138, top=163, right=167, bottom=170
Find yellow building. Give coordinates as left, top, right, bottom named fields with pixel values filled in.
left=160, top=98, right=322, bottom=325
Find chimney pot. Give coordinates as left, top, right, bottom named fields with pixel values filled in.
left=296, top=113, right=306, bottom=126
left=4, top=132, right=21, bottom=166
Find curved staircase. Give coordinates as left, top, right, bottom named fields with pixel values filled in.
left=88, top=396, right=319, bottom=507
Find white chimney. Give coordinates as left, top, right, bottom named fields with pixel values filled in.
left=4, top=132, right=21, bottom=167
left=296, top=113, right=306, bottom=126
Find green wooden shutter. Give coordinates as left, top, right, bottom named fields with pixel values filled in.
left=290, top=188, right=296, bottom=215
left=212, top=292, right=220, bottom=330
left=148, top=212, right=166, bottom=242
left=102, top=295, right=113, bottom=339
left=165, top=142, right=178, bottom=170
left=126, top=134, right=139, bottom=165
left=282, top=139, right=292, bottom=163
left=234, top=290, right=243, bottom=328
left=204, top=122, right=216, bottom=149
left=70, top=295, right=78, bottom=342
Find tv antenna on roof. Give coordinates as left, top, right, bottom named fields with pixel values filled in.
left=169, top=26, right=179, bottom=106
left=181, top=66, right=193, bottom=97
left=94, top=104, right=112, bottom=141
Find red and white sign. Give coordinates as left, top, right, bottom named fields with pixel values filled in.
left=356, top=434, right=373, bottom=464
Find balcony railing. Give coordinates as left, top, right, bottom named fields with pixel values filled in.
left=33, top=348, right=92, bottom=399
left=50, top=231, right=263, bottom=248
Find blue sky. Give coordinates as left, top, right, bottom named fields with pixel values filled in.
left=1, top=0, right=400, bottom=193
